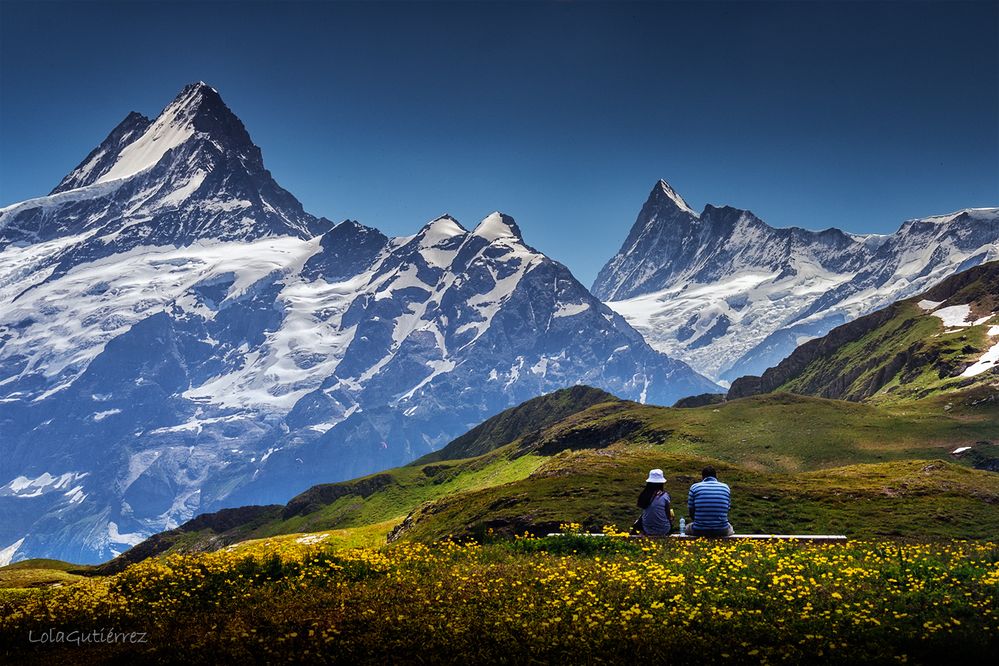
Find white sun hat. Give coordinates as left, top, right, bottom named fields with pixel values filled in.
left=646, top=469, right=666, bottom=484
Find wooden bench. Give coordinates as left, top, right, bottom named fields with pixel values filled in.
left=545, top=533, right=847, bottom=544
left=665, top=534, right=847, bottom=543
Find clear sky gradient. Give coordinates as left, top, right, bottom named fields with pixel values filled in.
left=1, top=1, right=997, bottom=286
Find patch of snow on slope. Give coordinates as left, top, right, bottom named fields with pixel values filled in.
left=156, top=170, right=207, bottom=208
left=962, top=340, right=999, bottom=377
left=94, top=86, right=200, bottom=184
left=0, top=178, right=128, bottom=221
left=917, top=299, right=942, bottom=311
left=553, top=302, right=591, bottom=318
left=0, top=472, right=89, bottom=498
left=931, top=304, right=972, bottom=327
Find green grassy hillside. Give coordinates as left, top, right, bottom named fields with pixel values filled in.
left=392, top=450, right=999, bottom=542
left=0, top=559, right=93, bottom=590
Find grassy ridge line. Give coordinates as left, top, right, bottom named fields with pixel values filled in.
left=517, top=391, right=999, bottom=472
left=783, top=302, right=995, bottom=402
left=0, top=559, right=94, bottom=591
left=412, top=385, right=618, bottom=464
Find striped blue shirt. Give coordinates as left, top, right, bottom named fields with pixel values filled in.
left=687, top=477, right=731, bottom=530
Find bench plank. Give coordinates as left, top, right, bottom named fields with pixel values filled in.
left=545, top=533, right=848, bottom=543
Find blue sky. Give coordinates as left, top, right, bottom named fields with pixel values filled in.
left=1, top=1, right=996, bottom=286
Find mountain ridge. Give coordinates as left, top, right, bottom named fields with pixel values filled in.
left=594, top=180, right=999, bottom=381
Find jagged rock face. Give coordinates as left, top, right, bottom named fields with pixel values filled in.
left=593, top=180, right=999, bottom=382
left=1, top=83, right=329, bottom=274
left=0, top=86, right=717, bottom=564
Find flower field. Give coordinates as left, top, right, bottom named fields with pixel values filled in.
left=1, top=535, right=997, bottom=664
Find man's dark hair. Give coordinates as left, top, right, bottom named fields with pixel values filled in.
left=701, top=465, right=717, bottom=479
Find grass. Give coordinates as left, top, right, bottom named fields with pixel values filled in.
left=1, top=538, right=996, bottom=663
left=261, top=451, right=545, bottom=536
left=391, top=447, right=999, bottom=543
left=777, top=299, right=999, bottom=403
left=519, top=391, right=998, bottom=472
left=222, top=518, right=402, bottom=559
left=137, top=448, right=546, bottom=560
left=0, top=560, right=93, bottom=591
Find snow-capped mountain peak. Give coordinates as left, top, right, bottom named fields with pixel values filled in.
left=52, top=82, right=242, bottom=194
left=50, top=112, right=152, bottom=194
left=419, top=215, right=468, bottom=241
left=472, top=212, right=523, bottom=242
left=654, top=178, right=696, bottom=216
left=1, top=82, right=327, bottom=255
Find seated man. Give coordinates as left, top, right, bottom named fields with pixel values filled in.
left=685, top=465, right=734, bottom=537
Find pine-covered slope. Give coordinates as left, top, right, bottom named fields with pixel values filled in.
left=594, top=180, right=999, bottom=382
left=728, top=260, right=999, bottom=402
left=0, top=86, right=717, bottom=564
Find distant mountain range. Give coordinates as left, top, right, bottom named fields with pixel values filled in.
left=593, top=180, right=999, bottom=382
left=0, top=84, right=716, bottom=564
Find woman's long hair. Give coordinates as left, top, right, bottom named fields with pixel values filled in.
left=638, top=481, right=665, bottom=509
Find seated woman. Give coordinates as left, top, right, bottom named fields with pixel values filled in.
left=635, top=468, right=674, bottom=536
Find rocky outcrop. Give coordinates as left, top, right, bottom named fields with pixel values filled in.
left=672, top=393, right=726, bottom=408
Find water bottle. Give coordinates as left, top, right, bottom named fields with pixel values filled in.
left=679, top=517, right=686, bottom=536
